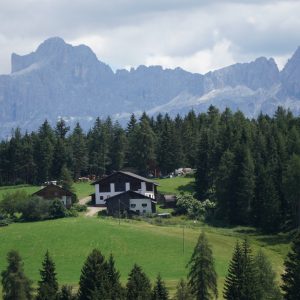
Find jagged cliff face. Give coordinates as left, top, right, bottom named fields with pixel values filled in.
left=0, top=37, right=299, bottom=137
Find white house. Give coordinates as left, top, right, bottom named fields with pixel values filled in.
left=92, top=171, right=158, bottom=206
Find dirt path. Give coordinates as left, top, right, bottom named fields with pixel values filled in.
left=79, top=196, right=90, bottom=205
left=79, top=196, right=106, bottom=217
left=85, top=206, right=106, bottom=217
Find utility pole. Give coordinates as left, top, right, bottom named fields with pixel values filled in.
left=118, top=199, right=120, bottom=225
left=182, top=225, right=185, bottom=255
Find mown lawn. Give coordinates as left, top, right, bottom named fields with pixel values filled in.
left=0, top=182, right=94, bottom=201
left=0, top=217, right=289, bottom=297
left=155, top=176, right=195, bottom=195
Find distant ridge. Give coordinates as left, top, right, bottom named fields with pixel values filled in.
left=0, top=37, right=299, bottom=138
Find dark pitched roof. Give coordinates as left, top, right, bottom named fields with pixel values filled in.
left=92, top=171, right=158, bottom=185
left=33, top=184, right=75, bottom=197
left=105, top=190, right=156, bottom=203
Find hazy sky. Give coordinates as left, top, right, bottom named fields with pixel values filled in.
left=0, top=0, right=299, bottom=74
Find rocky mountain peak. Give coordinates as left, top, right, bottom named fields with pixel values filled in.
left=281, top=46, right=300, bottom=98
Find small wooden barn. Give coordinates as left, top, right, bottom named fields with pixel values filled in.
left=33, top=184, right=75, bottom=208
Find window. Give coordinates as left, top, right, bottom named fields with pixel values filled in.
left=99, top=183, right=110, bottom=192
left=142, top=203, right=147, bottom=207
left=100, top=196, right=104, bottom=200
left=143, top=210, right=146, bottom=213
left=130, top=204, right=136, bottom=208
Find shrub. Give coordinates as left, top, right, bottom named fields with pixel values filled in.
left=72, top=203, right=88, bottom=212
left=175, top=194, right=216, bottom=220
left=49, top=199, right=67, bottom=218
left=20, top=196, right=50, bottom=221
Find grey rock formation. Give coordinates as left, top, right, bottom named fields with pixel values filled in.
left=0, top=37, right=299, bottom=138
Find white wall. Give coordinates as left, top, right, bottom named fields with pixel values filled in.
left=129, top=198, right=152, bottom=214
left=95, top=181, right=156, bottom=205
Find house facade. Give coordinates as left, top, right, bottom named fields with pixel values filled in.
left=33, top=184, right=75, bottom=208
left=92, top=171, right=158, bottom=206
left=106, top=190, right=156, bottom=215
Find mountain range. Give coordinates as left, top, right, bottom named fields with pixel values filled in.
left=0, top=37, right=300, bottom=138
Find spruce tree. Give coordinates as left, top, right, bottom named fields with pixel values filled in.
left=224, top=239, right=260, bottom=300
left=1, top=250, right=33, bottom=300
left=254, top=250, right=282, bottom=300
left=60, top=165, right=74, bottom=192
left=107, top=253, right=124, bottom=300
left=152, top=274, right=169, bottom=300
left=173, top=279, right=192, bottom=300
left=187, top=231, right=218, bottom=300
left=126, top=264, right=152, bottom=300
left=57, top=285, right=76, bottom=300
left=36, top=251, right=59, bottom=300
left=77, top=249, right=109, bottom=300
left=281, top=231, right=300, bottom=299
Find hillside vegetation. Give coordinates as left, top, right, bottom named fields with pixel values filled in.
left=0, top=216, right=290, bottom=298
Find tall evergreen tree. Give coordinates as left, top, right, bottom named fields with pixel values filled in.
left=57, top=285, right=76, bottom=300
left=187, top=231, right=218, bottom=300
left=283, top=154, right=300, bottom=228
left=152, top=274, right=169, bottom=300
left=70, top=123, right=88, bottom=179
left=254, top=250, right=282, bottom=300
left=36, top=251, right=59, bottom=300
left=60, top=165, right=74, bottom=192
left=281, top=231, right=300, bottom=300
left=126, top=264, right=152, bottom=300
left=173, top=279, right=192, bottom=300
left=106, top=253, right=124, bottom=300
left=77, top=249, right=109, bottom=300
left=1, top=250, right=33, bottom=300
left=224, top=239, right=259, bottom=300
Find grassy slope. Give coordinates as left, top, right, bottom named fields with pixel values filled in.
left=0, top=217, right=289, bottom=296
left=0, top=182, right=94, bottom=201
left=156, top=176, right=195, bottom=194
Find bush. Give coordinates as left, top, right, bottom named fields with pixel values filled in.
left=72, top=203, right=88, bottom=212
left=49, top=198, right=67, bottom=218
left=0, top=190, right=29, bottom=216
left=20, top=196, right=50, bottom=221
left=175, top=194, right=216, bottom=220
left=65, top=208, right=79, bottom=217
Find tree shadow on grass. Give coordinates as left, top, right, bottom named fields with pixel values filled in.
left=177, top=182, right=196, bottom=194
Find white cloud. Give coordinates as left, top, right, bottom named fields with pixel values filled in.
left=0, top=0, right=299, bottom=74
left=145, top=39, right=235, bottom=74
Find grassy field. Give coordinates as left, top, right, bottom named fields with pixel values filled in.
left=0, top=175, right=193, bottom=201
left=0, top=182, right=94, bottom=201
left=0, top=176, right=291, bottom=298
left=156, top=176, right=195, bottom=195
left=0, top=216, right=290, bottom=297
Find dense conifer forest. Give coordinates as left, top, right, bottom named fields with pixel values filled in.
left=0, top=106, right=300, bottom=232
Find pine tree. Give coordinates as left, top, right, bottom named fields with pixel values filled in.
left=70, top=123, right=88, bottom=180
left=254, top=250, right=282, bottom=300
left=187, top=231, right=218, bottom=300
left=77, top=249, right=109, bottom=300
left=57, top=285, right=76, bottom=300
left=173, top=279, right=192, bottom=300
left=60, top=165, right=74, bottom=192
left=152, top=274, right=169, bottom=300
left=223, top=239, right=260, bottom=300
left=215, top=149, right=235, bottom=223
left=36, top=251, right=59, bottom=300
left=106, top=253, right=124, bottom=300
left=126, top=264, right=152, bottom=300
left=283, top=154, right=300, bottom=228
left=1, top=250, right=33, bottom=300
left=281, top=231, right=300, bottom=299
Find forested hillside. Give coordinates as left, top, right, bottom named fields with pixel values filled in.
left=0, top=106, right=299, bottom=232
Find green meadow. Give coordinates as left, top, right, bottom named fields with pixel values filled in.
left=0, top=216, right=290, bottom=297
left=0, top=177, right=292, bottom=298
